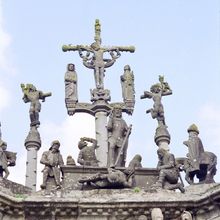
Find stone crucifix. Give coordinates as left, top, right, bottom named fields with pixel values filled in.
left=62, top=20, right=135, bottom=167
left=62, top=19, right=135, bottom=90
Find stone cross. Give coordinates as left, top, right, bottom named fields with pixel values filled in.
left=62, top=20, right=135, bottom=167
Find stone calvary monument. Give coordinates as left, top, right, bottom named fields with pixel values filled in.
left=0, top=20, right=219, bottom=220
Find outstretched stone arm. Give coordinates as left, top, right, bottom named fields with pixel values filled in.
left=140, top=91, right=153, bottom=99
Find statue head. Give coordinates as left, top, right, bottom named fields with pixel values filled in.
left=157, top=148, right=167, bottom=160
left=187, top=124, right=199, bottom=135
left=78, top=139, right=87, bottom=150
left=91, top=42, right=100, bottom=51
left=151, top=208, right=163, bottom=220
left=133, top=154, right=142, bottom=162
left=67, top=63, right=75, bottom=71
left=124, top=65, right=131, bottom=71
left=0, top=140, right=7, bottom=150
left=27, top=84, right=37, bottom=92
left=112, top=105, right=122, bottom=118
left=107, top=171, right=120, bottom=183
left=150, top=83, right=161, bottom=93
left=49, top=140, right=60, bottom=152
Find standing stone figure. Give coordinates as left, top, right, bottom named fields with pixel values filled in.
left=183, top=124, right=217, bottom=184
left=120, top=65, right=135, bottom=105
left=77, top=137, right=99, bottom=167
left=21, top=83, right=52, bottom=127
left=0, top=141, right=10, bottom=179
left=40, top=140, right=64, bottom=190
left=64, top=63, right=78, bottom=103
left=140, top=76, right=172, bottom=126
left=0, top=138, right=16, bottom=179
left=107, top=106, right=130, bottom=167
left=183, top=124, right=204, bottom=173
left=153, top=148, right=185, bottom=193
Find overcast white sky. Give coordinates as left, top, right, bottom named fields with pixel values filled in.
left=0, top=1, right=219, bottom=189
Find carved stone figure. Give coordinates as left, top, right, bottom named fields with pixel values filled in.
left=121, top=65, right=135, bottom=105
left=181, top=211, right=192, bottom=220
left=153, top=148, right=185, bottom=193
left=140, top=76, right=172, bottom=126
left=77, top=137, right=99, bottom=167
left=183, top=124, right=217, bottom=184
left=66, top=155, right=76, bottom=166
left=21, top=83, right=51, bottom=127
left=79, top=42, right=121, bottom=89
left=78, top=167, right=133, bottom=188
left=63, top=19, right=135, bottom=90
left=0, top=140, right=16, bottom=179
left=151, top=208, right=164, bottom=220
left=40, top=140, right=64, bottom=190
left=107, top=106, right=131, bottom=167
left=65, top=63, right=78, bottom=103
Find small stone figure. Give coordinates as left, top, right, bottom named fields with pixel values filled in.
left=151, top=208, right=164, bottom=220
left=0, top=141, right=10, bottom=179
left=126, top=154, right=142, bottom=171
left=21, top=83, right=52, bottom=127
left=77, top=137, right=99, bottom=167
left=140, top=76, right=172, bottom=126
left=107, top=106, right=131, bottom=167
left=153, top=148, right=185, bottom=193
left=183, top=124, right=217, bottom=184
left=181, top=211, right=192, bottom=220
left=0, top=140, right=16, bottom=179
left=64, top=63, right=78, bottom=103
left=120, top=65, right=135, bottom=107
left=78, top=167, right=133, bottom=188
left=40, top=140, right=64, bottom=190
left=66, top=155, right=76, bottom=166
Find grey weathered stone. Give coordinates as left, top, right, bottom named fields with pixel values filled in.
left=40, top=140, right=64, bottom=190
left=182, top=124, right=217, bottom=184
left=21, top=83, right=51, bottom=127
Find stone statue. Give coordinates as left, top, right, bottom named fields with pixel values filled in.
left=79, top=43, right=121, bottom=89
left=77, top=137, right=99, bottom=167
left=21, top=83, right=52, bottom=127
left=62, top=19, right=135, bottom=90
left=78, top=167, right=134, bottom=188
left=151, top=208, right=164, bottom=220
left=140, top=76, right=172, bottom=126
left=66, top=155, right=76, bottom=166
left=183, top=124, right=217, bottom=184
left=127, top=154, right=142, bottom=170
left=64, top=63, right=78, bottom=103
left=0, top=141, right=10, bottom=179
left=181, top=211, right=192, bottom=220
left=120, top=65, right=135, bottom=106
left=153, top=148, right=185, bottom=193
left=40, top=140, right=64, bottom=190
left=107, top=106, right=131, bottom=167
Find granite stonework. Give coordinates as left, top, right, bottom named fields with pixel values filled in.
left=0, top=181, right=220, bottom=219
left=61, top=166, right=158, bottom=191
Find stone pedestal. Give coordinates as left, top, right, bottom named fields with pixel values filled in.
left=25, top=126, right=41, bottom=191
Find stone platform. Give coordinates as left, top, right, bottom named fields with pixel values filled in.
left=1, top=179, right=220, bottom=219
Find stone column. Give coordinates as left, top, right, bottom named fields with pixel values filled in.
left=154, top=125, right=170, bottom=151
left=95, top=111, right=108, bottom=167
left=25, top=126, right=41, bottom=191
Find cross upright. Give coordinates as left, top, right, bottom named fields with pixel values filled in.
left=62, top=20, right=135, bottom=167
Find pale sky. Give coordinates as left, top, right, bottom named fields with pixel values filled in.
left=0, top=1, right=220, bottom=189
